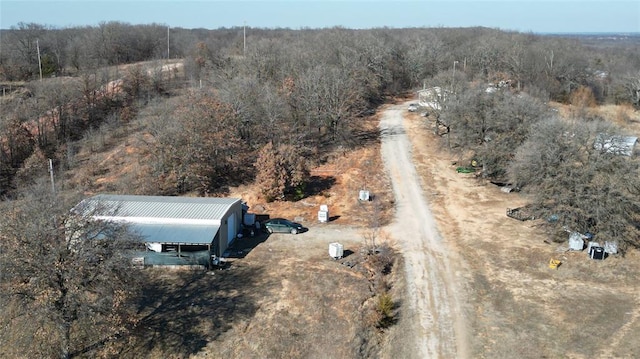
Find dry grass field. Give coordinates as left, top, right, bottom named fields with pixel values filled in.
left=101, top=226, right=398, bottom=359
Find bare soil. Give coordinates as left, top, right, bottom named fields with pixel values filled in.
left=116, top=226, right=395, bottom=359
left=378, top=102, right=469, bottom=358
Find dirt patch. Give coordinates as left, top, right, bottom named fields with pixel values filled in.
left=230, top=115, right=394, bottom=229
left=197, top=226, right=395, bottom=359
left=97, top=225, right=399, bottom=359
left=229, top=143, right=393, bottom=228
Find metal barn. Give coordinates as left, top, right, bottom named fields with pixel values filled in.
left=73, top=194, right=243, bottom=267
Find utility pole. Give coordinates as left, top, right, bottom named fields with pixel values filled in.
left=48, top=159, right=55, bottom=195
left=451, top=60, right=459, bottom=92
left=36, top=39, right=43, bottom=81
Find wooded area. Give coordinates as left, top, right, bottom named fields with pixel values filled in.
left=1, top=22, right=640, bottom=357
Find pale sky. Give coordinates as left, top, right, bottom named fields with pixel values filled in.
left=1, top=0, right=639, bottom=33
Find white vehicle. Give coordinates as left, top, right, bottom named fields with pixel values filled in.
left=407, top=103, right=419, bottom=112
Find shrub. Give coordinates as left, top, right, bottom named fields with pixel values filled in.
left=254, top=142, right=309, bottom=202
left=375, top=292, right=395, bottom=329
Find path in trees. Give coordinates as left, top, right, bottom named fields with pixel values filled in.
left=380, top=103, right=470, bottom=358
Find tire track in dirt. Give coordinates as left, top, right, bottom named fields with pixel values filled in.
left=379, top=103, right=470, bottom=358
left=597, top=297, right=640, bottom=358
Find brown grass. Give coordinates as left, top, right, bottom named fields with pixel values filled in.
left=187, top=238, right=397, bottom=359
left=230, top=121, right=395, bottom=228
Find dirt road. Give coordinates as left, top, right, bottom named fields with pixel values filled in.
left=380, top=103, right=470, bottom=358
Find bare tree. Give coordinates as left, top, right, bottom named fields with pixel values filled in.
left=619, top=70, right=640, bottom=108
left=405, top=30, right=448, bottom=86
left=508, top=118, right=640, bottom=250
left=1, top=23, right=47, bottom=80
left=0, top=185, right=145, bottom=358
left=0, top=115, right=35, bottom=177
left=441, top=85, right=549, bottom=179
left=66, top=29, right=99, bottom=72
left=143, top=90, right=247, bottom=195
left=29, top=78, right=83, bottom=145
left=294, top=64, right=365, bottom=145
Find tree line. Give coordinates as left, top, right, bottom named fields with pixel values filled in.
left=3, top=24, right=639, bottom=101
left=2, top=24, right=639, bottom=234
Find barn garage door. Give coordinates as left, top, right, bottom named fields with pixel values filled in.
left=227, top=213, right=236, bottom=245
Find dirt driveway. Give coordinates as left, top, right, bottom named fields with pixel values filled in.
left=379, top=103, right=470, bottom=358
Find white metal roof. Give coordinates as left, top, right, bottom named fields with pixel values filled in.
left=75, top=194, right=241, bottom=225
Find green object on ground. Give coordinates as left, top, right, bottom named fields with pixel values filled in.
left=456, top=166, right=475, bottom=173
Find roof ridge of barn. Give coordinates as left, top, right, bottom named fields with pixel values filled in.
left=74, top=194, right=242, bottom=224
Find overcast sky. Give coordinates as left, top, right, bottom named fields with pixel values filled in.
left=1, top=0, right=639, bottom=33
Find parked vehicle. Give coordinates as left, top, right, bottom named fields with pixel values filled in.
left=263, top=218, right=305, bottom=234
left=408, top=103, right=419, bottom=112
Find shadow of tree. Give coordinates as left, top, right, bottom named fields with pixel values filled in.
left=96, top=266, right=265, bottom=358
left=347, top=127, right=381, bottom=147
left=303, top=176, right=336, bottom=198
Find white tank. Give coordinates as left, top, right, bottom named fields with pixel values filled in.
left=329, top=242, right=343, bottom=259
left=318, top=204, right=329, bottom=223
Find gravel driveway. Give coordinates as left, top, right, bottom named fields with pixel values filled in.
left=380, top=103, right=469, bottom=358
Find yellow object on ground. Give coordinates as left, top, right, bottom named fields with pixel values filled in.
left=549, top=258, right=561, bottom=269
